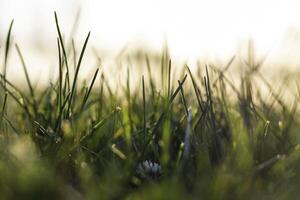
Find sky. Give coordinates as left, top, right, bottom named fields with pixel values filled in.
left=1, top=0, right=300, bottom=82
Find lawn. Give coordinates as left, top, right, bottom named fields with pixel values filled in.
left=1, top=13, right=300, bottom=200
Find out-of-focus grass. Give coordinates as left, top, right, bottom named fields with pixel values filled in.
left=1, top=13, right=300, bottom=200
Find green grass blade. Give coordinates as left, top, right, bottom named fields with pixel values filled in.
left=3, top=20, right=14, bottom=80
left=81, top=68, right=99, bottom=110
left=54, top=11, right=70, bottom=90
left=67, top=31, right=91, bottom=116
left=15, top=44, right=35, bottom=98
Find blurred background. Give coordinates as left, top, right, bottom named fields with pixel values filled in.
left=1, top=0, right=300, bottom=85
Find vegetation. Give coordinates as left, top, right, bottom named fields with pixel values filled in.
left=1, top=13, right=300, bottom=200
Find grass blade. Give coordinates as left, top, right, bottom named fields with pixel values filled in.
left=3, top=20, right=14, bottom=80
left=67, top=31, right=91, bottom=116
left=15, top=44, right=35, bottom=98
left=81, top=68, right=99, bottom=110
left=54, top=11, right=70, bottom=90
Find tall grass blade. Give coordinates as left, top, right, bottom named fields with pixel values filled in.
left=54, top=11, right=70, bottom=90
left=81, top=68, right=99, bottom=110
left=3, top=20, right=14, bottom=82
left=67, top=31, right=91, bottom=116
left=15, top=44, right=35, bottom=99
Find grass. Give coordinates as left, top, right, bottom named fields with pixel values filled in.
left=1, top=13, right=300, bottom=200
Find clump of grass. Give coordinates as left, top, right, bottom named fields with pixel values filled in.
left=1, top=13, right=300, bottom=200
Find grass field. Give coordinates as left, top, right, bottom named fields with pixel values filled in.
left=1, top=14, right=300, bottom=200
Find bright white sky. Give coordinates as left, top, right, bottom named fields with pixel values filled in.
left=1, top=0, right=300, bottom=62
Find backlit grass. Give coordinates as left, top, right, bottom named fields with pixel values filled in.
left=1, top=13, right=300, bottom=200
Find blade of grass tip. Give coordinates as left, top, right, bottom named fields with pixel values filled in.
left=142, top=75, right=146, bottom=145
left=81, top=68, right=99, bottom=110
left=67, top=31, right=91, bottom=116
left=54, top=11, right=70, bottom=90
left=15, top=44, right=35, bottom=98
left=186, top=65, right=204, bottom=112
left=4, top=20, right=14, bottom=66
left=3, top=20, right=14, bottom=83
left=2, top=19, right=13, bottom=136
